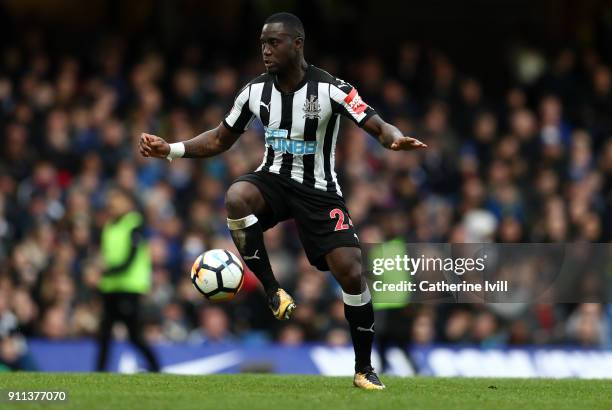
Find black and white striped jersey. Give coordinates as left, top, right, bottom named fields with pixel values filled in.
left=223, top=65, right=376, bottom=197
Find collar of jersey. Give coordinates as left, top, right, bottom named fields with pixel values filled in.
left=272, top=64, right=312, bottom=95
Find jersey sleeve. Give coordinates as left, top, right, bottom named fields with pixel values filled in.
left=329, top=78, right=376, bottom=126
left=223, top=84, right=255, bottom=133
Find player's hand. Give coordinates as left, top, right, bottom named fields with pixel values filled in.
left=390, top=136, right=427, bottom=151
left=139, top=133, right=170, bottom=158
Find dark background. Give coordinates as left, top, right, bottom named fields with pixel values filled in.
left=1, top=0, right=611, bottom=94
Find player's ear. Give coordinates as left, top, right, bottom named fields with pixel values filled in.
left=294, top=36, right=304, bottom=50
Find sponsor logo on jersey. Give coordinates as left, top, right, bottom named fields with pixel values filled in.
left=264, top=128, right=317, bottom=155
left=344, top=88, right=368, bottom=115
left=303, top=95, right=321, bottom=119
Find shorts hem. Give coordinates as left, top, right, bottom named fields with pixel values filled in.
left=311, top=241, right=362, bottom=271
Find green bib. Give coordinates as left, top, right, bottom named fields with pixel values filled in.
left=368, top=237, right=411, bottom=310
left=99, top=211, right=152, bottom=294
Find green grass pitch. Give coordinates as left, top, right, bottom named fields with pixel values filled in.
left=0, top=373, right=610, bottom=410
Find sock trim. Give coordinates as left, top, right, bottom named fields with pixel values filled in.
left=342, top=286, right=371, bottom=306
left=227, top=214, right=258, bottom=230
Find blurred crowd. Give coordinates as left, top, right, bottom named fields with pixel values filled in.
left=1, top=27, right=612, bottom=371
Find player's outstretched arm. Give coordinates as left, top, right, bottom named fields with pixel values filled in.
left=139, top=122, right=241, bottom=160
left=362, top=114, right=427, bottom=151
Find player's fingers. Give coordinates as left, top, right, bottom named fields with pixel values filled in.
left=144, top=134, right=159, bottom=147
left=141, top=138, right=153, bottom=152
left=391, top=138, right=426, bottom=150
left=392, top=138, right=411, bottom=149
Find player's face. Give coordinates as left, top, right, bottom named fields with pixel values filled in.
left=260, top=23, right=301, bottom=74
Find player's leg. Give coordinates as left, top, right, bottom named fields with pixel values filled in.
left=287, top=185, right=384, bottom=388
left=325, top=247, right=385, bottom=390
left=225, top=180, right=280, bottom=295
left=225, top=178, right=295, bottom=320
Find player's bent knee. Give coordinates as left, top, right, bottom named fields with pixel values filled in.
left=326, top=247, right=364, bottom=293
left=225, top=183, right=253, bottom=218
left=226, top=181, right=268, bottom=219
left=338, top=266, right=363, bottom=295
left=326, top=247, right=362, bottom=271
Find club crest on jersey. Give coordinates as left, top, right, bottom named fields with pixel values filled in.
left=303, top=95, right=321, bottom=119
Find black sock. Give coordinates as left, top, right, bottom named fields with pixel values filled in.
left=228, top=215, right=280, bottom=299
left=343, top=290, right=375, bottom=373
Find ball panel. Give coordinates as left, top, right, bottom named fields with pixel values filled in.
left=203, top=249, right=230, bottom=270
left=221, top=263, right=243, bottom=289
left=208, top=291, right=235, bottom=302
left=191, top=274, right=207, bottom=297
left=225, top=250, right=244, bottom=271
left=190, top=255, right=203, bottom=279
left=194, top=267, right=219, bottom=294
left=236, top=271, right=245, bottom=293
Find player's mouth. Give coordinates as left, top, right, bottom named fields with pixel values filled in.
left=264, top=60, right=276, bottom=69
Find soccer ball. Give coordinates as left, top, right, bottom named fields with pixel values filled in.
left=190, top=249, right=244, bottom=301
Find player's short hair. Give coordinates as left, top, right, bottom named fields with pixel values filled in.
left=265, top=12, right=305, bottom=39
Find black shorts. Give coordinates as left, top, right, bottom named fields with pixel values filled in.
left=233, top=171, right=360, bottom=271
